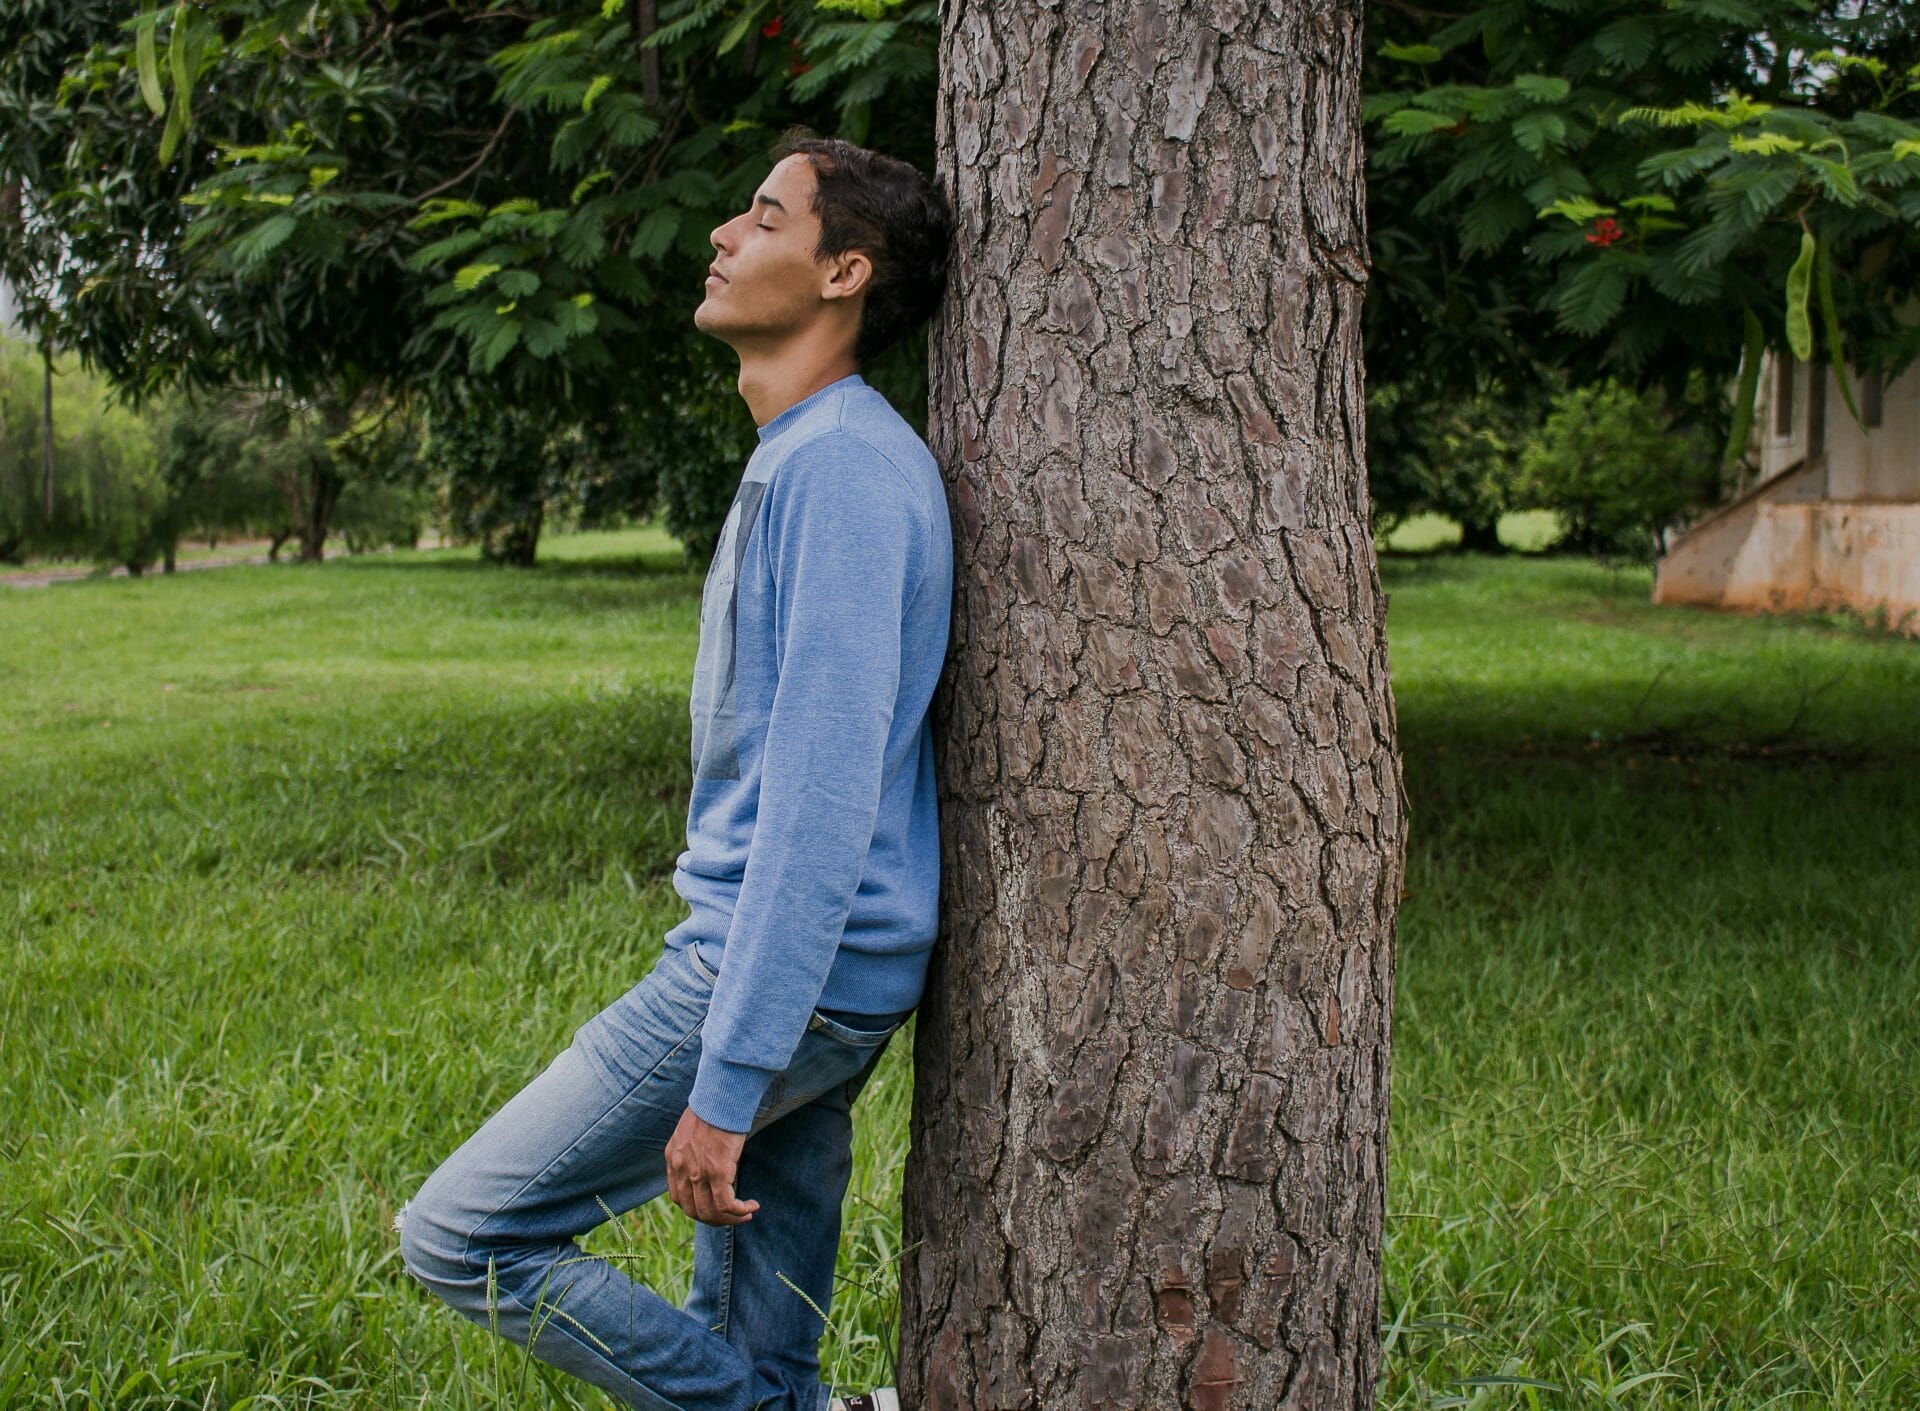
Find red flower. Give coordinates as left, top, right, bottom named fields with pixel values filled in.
left=761, top=13, right=781, bottom=37
left=1584, top=216, right=1622, bottom=247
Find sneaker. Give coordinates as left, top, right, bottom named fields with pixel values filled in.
left=829, top=1392, right=900, bottom=1411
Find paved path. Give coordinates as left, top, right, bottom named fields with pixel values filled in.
left=1, top=536, right=453, bottom=589
left=1, top=553, right=271, bottom=589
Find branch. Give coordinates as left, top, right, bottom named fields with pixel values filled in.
left=407, top=104, right=521, bottom=206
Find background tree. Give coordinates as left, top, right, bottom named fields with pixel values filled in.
left=422, top=388, right=567, bottom=568
left=1521, top=377, right=1724, bottom=559
left=1367, top=381, right=1547, bottom=553
left=150, top=391, right=290, bottom=558
left=1, top=0, right=942, bottom=564
left=903, top=1, right=1406, bottom=1406
left=1363, top=0, right=1920, bottom=484
left=11, top=3, right=1920, bottom=564
left=0, top=338, right=169, bottom=574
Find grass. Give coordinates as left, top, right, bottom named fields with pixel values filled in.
left=2, top=528, right=1915, bottom=1408
left=1378, top=509, right=1567, bottom=555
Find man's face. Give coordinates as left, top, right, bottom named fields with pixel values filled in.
left=695, top=154, right=865, bottom=351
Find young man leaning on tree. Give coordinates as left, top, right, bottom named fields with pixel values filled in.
left=398, top=127, right=955, bottom=1411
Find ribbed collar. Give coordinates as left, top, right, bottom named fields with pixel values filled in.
left=754, top=372, right=866, bottom=443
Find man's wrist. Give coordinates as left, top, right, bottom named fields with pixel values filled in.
left=688, top=1053, right=781, bottom=1134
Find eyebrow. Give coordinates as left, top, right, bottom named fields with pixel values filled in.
left=754, top=193, right=787, bottom=214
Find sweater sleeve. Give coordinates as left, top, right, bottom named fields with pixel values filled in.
left=686, top=432, right=924, bottom=1133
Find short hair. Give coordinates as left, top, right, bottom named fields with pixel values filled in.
left=768, top=127, right=954, bottom=364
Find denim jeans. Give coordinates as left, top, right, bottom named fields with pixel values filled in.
left=397, top=939, right=907, bottom=1411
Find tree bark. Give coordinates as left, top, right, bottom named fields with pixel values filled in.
left=904, top=3, right=1405, bottom=1408
left=1458, top=517, right=1502, bottom=554
left=41, top=340, right=55, bottom=518
left=298, top=463, right=343, bottom=562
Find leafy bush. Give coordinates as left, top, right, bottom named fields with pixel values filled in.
left=423, top=391, right=566, bottom=567
left=1520, top=379, right=1723, bottom=562
left=1370, top=380, right=1547, bottom=552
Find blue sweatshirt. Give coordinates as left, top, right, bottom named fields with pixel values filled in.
left=665, top=372, right=954, bottom=1133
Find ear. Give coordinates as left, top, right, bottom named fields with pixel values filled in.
left=821, top=248, right=873, bottom=304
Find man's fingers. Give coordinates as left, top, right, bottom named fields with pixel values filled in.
left=693, top=1178, right=757, bottom=1226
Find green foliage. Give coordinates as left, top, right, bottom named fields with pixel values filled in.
left=422, top=389, right=572, bottom=567
left=148, top=389, right=289, bottom=550
left=335, top=476, right=433, bottom=553
left=1784, top=225, right=1816, bottom=361
left=1520, top=379, right=1723, bottom=561
left=0, top=337, right=170, bottom=571
left=1722, top=305, right=1766, bottom=468
left=1369, top=380, right=1545, bottom=551
left=1363, top=0, right=1920, bottom=471
left=2, top=0, right=942, bottom=566
left=1, top=0, right=940, bottom=414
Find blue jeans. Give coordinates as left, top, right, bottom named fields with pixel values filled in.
left=397, top=940, right=908, bottom=1411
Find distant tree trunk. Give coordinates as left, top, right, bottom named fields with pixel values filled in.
left=41, top=340, right=55, bottom=517
left=1459, top=517, right=1502, bottom=554
left=297, top=462, right=344, bottom=562
left=501, top=499, right=543, bottom=567
left=163, top=542, right=177, bottom=573
left=903, top=2, right=1406, bottom=1409
left=268, top=526, right=293, bottom=562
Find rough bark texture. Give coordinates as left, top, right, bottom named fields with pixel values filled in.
left=901, top=2, right=1405, bottom=1408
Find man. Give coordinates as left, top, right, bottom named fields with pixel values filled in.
left=398, top=127, right=954, bottom=1411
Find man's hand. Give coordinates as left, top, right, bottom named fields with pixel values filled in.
left=666, top=1106, right=760, bottom=1226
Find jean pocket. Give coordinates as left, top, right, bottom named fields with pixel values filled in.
left=684, top=942, right=717, bottom=986
left=805, top=1009, right=902, bottom=1048
left=748, top=1015, right=902, bottom=1132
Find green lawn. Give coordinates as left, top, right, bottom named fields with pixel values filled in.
left=1378, top=509, right=1567, bottom=555
left=3, top=530, right=1915, bottom=1408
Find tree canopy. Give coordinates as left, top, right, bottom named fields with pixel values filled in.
left=4, top=0, right=1918, bottom=558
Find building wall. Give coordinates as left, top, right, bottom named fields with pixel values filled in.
left=0, top=274, right=23, bottom=341
left=1820, top=358, right=1920, bottom=501
left=1656, top=345, right=1920, bottom=633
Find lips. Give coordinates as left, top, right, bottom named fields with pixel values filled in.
left=706, top=266, right=727, bottom=284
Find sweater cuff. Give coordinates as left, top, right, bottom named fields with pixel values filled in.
left=688, top=1053, right=781, bottom=1134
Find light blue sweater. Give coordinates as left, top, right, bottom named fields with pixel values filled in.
left=666, top=372, right=953, bottom=1133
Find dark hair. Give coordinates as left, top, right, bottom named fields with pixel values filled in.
left=767, top=126, right=953, bottom=364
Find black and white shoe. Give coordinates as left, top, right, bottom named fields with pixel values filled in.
left=828, top=1391, right=900, bottom=1411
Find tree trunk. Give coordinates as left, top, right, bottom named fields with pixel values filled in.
left=904, top=3, right=1405, bottom=1409
left=1458, top=517, right=1502, bottom=554
left=41, top=340, right=55, bottom=518
left=503, top=498, right=544, bottom=567
left=299, top=464, right=344, bottom=562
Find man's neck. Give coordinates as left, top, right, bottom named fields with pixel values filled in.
left=734, top=349, right=861, bottom=431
